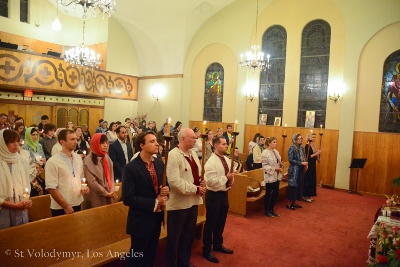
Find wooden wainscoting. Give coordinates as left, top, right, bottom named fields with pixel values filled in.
left=243, top=124, right=338, bottom=188
left=188, top=121, right=338, bottom=188
left=0, top=100, right=103, bottom=133
left=352, top=131, right=400, bottom=196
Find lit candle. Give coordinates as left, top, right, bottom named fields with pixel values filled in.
left=83, top=150, right=87, bottom=155
left=81, top=178, right=87, bottom=190
left=320, top=124, right=323, bottom=134
left=202, top=121, right=206, bottom=134
left=115, top=179, right=120, bottom=192
left=167, top=118, right=171, bottom=136
left=23, top=188, right=30, bottom=201
left=284, top=124, right=287, bottom=135
left=234, top=120, right=238, bottom=132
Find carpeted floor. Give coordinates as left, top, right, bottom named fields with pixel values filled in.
left=111, top=187, right=384, bottom=267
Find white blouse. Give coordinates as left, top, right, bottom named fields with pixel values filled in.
left=261, top=149, right=282, bottom=183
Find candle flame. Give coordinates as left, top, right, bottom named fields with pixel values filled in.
left=116, top=179, right=119, bottom=184
left=25, top=188, right=28, bottom=193
left=285, top=124, right=287, bottom=127
left=168, top=118, right=171, bottom=123
left=82, top=178, right=86, bottom=184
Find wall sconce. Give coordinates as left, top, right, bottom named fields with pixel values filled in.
left=152, top=93, right=159, bottom=101
left=245, top=92, right=256, bottom=102
left=329, top=92, right=341, bottom=103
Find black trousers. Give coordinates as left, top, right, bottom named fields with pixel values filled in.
left=264, top=181, right=280, bottom=212
left=128, top=219, right=161, bottom=267
left=202, top=190, right=229, bottom=253
left=166, top=205, right=198, bottom=267
left=51, top=205, right=81, bottom=217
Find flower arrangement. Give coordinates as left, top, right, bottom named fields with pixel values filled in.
left=369, top=222, right=400, bottom=266
left=385, top=194, right=400, bottom=206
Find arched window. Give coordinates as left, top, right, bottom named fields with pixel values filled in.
left=258, top=25, right=287, bottom=125
left=204, top=63, right=224, bottom=122
left=297, top=19, right=331, bottom=127
left=379, top=50, right=400, bottom=132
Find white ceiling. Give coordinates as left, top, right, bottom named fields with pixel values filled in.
left=51, top=0, right=239, bottom=75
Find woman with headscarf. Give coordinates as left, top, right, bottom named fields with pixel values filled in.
left=83, top=133, right=116, bottom=209
left=0, top=129, right=32, bottom=229
left=286, top=133, right=308, bottom=210
left=21, top=127, right=46, bottom=181
left=303, top=132, right=321, bottom=203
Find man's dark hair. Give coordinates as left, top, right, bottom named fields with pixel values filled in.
left=226, top=124, right=232, bottom=129
left=125, top=118, right=131, bottom=122
left=58, top=129, right=75, bottom=142
left=43, top=123, right=56, bottom=134
left=136, top=131, right=156, bottom=151
left=99, top=119, right=104, bottom=124
left=41, top=115, right=49, bottom=120
left=212, top=136, right=225, bottom=147
left=0, top=113, right=7, bottom=117
left=116, top=125, right=127, bottom=134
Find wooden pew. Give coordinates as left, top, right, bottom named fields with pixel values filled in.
left=0, top=202, right=206, bottom=267
left=28, top=194, right=52, bottom=222
left=228, top=168, right=288, bottom=217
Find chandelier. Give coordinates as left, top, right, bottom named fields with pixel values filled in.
left=58, top=0, right=116, bottom=20
left=64, top=20, right=100, bottom=68
left=239, top=0, right=270, bottom=71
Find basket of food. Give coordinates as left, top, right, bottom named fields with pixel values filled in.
left=247, top=177, right=262, bottom=198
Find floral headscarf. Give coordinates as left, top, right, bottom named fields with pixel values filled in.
left=291, top=133, right=306, bottom=161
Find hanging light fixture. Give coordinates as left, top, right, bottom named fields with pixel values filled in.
left=64, top=20, right=100, bottom=68
left=52, top=1, right=62, bottom=31
left=58, top=0, right=116, bottom=20
left=239, top=0, right=270, bottom=71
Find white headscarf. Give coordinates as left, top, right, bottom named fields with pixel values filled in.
left=0, top=129, right=29, bottom=203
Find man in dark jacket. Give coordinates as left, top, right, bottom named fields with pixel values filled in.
left=122, top=131, right=169, bottom=267
left=109, top=126, right=133, bottom=181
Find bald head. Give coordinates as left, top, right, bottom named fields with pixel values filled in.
left=178, top=128, right=196, bottom=152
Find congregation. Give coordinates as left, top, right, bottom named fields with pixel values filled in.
left=0, top=112, right=320, bottom=266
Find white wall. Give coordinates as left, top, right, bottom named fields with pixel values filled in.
left=104, top=98, right=138, bottom=123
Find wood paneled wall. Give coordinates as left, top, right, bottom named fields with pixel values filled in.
left=189, top=121, right=338, bottom=188
left=0, top=101, right=103, bottom=133
left=352, top=131, right=400, bottom=196
left=243, top=125, right=338, bottom=188
left=189, top=121, right=234, bottom=133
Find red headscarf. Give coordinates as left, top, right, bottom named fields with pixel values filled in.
left=90, top=133, right=111, bottom=191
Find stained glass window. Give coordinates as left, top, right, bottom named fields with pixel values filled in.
left=297, top=19, right=331, bottom=127
left=204, top=63, right=224, bottom=122
left=259, top=25, right=287, bottom=125
left=20, top=0, right=28, bottom=23
left=0, top=0, right=8, bottom=18
left=379, top=50, right=400, bottom=133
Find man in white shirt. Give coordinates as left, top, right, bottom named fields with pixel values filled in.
left=45, top=129, right=89, bottom=217
left=202, top=136, right=234, bottom=263
left=166, top=128, right=206, bottom=267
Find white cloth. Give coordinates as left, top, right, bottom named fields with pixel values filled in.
left=0, top=130, right=30, bottom=207
left=107, top=131, right=118, bottom=144
left=248, top=141, right=257, bottom=153
left=204, top=153, right=231, bottom=192
left=51, top=142, right=62, bottom=156
left=192, top=138, right=203, bottom=158
left=45, top=152, right=84, bottom=209
left=262, top=148, right=282, bottom=183
left=253, top=145, right=263, bottom=163
left=166, top=147, right=203, bottom=211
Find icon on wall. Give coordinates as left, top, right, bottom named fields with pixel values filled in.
left=258, top=114, right=267, bottom=125
left=305, top=111, right=315, bottom=128
left=274, top=117, right=281, bottom=126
